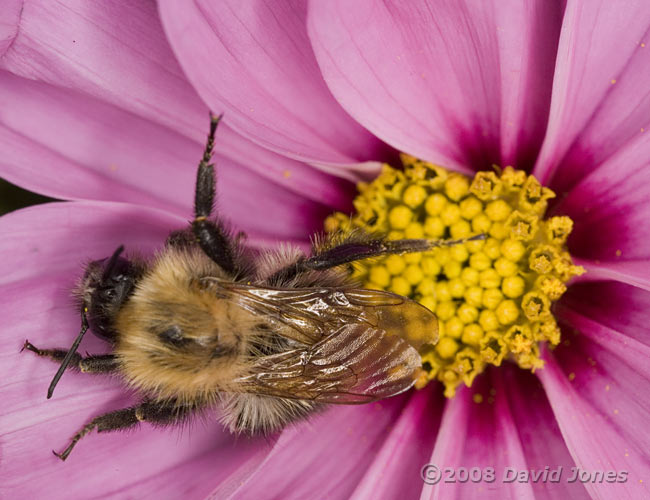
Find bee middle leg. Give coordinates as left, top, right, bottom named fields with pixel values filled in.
left=54, top=400, right=196, bottom=461
left=22, top=341, right=119, bottom=374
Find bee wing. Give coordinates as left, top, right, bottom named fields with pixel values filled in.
left=232, top=322, right=422, bottom=403
left=205, top=279, right=438, bottom=349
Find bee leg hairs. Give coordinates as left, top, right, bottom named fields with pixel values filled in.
left=191, top=114, right=240, bottom=276
left=21, top=341, right=119, bottom=374
left=53, top=400, right=196, bottom=461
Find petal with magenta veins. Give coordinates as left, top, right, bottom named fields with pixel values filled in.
left=422, top=366, right=589, bottom=500
left=308, top=0, right=563, bottom=173
left=350, top=386, right=443, bottom=500
left=538, top=329, right=650, bottom=500
left=0, top=0, right=204, bottom=137
left=555, top=142, right=650, bottom=291
left=503, top=366, right=590, bottom=500
left=422, top=372, right=535, bottom=500
left=158, top=0, right=393, bottom=168
left=534, top=0, right=650, bottom=190
left=0, top=70, right=353, bottom=219
left=207, top=396, right=410, bottom=499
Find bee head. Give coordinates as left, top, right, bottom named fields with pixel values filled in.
left=81, top=245, right=143, bottom=342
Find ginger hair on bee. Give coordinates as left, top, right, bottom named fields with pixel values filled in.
left=114, top=246, right=255, bottom=407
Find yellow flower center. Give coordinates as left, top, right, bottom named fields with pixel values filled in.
left=325, top=154, right=584, bottom=397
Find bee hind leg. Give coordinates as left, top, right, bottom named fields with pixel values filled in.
left=267, top=234, right=486, bottom=284
left=303, top=234, right=486, bottom=271
left=54, top=401, right=196, bottom=461
left=22, top=341, right=118, bottom=374
left=53, top=407, right=140, bottom=461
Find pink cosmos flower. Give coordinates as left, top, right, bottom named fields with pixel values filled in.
left=1, top=1, right=649, bottom=498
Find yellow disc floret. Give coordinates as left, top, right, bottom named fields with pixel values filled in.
left=324, top=157, right=584, bottom=397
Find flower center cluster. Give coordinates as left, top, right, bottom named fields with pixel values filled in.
left=325, top=154, right=584, bottom=397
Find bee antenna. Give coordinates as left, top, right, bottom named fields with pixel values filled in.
left=101, top=245, right=125, bottom=280
left=47, top=305, right=89, bottom=399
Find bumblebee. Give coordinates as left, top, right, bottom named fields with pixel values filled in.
left=24, top=115, right=482, bottom=460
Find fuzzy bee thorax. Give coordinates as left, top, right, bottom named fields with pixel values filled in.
left=113, top=248, right=259, bottom=405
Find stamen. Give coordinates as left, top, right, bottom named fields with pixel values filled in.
left=325, top=155, right=584, bottom=397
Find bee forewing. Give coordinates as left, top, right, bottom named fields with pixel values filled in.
left=344, top=289, right=439, bottom=350
left=233, top=323, right=423, bottom=403
left=204, top=279, right=438, bottom=349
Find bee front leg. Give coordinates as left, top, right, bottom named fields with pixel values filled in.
left=54, top=401, right=196, bottom=461
left=22, top=341, right=118, bottom=374
left=165, top=228, right=196, bottom=249
left=191, top=114, right=240, bottom=276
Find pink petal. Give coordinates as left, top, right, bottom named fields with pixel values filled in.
left=558, top=281, right=650, bottom=354
left=0, top=0, right=205, bottom=137
left=423, top=366, right=588, bottom=500
left=0, top=72, right=349, bottom=244
left=1, top=0, right=355, bottom=216
left=572, top=258, right=650, bottom=293
left=501, top=366, right=590, bottom=500
left=0, top=202, right=185, bottom=285
left=0, top=0, right=21, bottom=56
left=350, top=386, right=444, bottom=500
left=2, top=0, right=365, bottom=188
left=207, top=395, right=410, bottom=499
left=533, top=0, right=650, bottom=189
left=308, top=0, right=563, bottom=173
left=104, top=443, right=265, bottom=499
left=537, top=283, right=650, bottom=500
left=0, top=202, right=269, bottom=498
left=552, top=144, right=650, bottom=291
left=158, top=0, right=393, bottom=168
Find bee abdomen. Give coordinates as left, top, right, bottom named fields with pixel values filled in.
left=219, top=393, right=319, bottom=434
